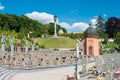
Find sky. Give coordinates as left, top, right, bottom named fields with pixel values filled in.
left=0, top=0, right=120, bottom=32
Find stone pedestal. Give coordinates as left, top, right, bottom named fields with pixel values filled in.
left=22, top=58, right=26, bottom=67
left=3, top=55, right=6, bottom=64
left=13, top=56, right=16, bottom=66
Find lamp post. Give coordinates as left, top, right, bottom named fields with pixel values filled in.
left=54, top=15, right=57, bottom=37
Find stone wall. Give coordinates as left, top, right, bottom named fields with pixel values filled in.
left=0, top=50, right=76, bottom=68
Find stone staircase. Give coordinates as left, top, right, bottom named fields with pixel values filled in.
left=0, top=67, right=16, bottom=80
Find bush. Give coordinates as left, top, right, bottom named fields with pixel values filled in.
left=53, top=48, right=59, bottom=51
left=40, top=45, right=45, bottom=48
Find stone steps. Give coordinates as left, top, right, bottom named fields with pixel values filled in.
left=0, top=71, right=15, bottom=80
left=0, top=67, right=16, bottom=80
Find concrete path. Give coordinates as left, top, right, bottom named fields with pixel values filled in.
left=8, top=63, right=95, bottom=80
left=0, top=62, right=95, bottom=80
left=9, top=66, right=74, bottom=80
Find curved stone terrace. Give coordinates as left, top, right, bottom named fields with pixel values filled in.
left=0, top=50, right=77, bottom=69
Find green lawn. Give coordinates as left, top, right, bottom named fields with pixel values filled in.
left=37, top=37, right=77, bottom=48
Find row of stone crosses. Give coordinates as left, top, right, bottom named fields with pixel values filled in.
left=1, top=35, right=36, bottom=55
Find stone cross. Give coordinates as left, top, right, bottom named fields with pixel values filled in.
left=1, top=35, right=5, bottom=54
left=76, top=43, right=79, bottom=58
left=25, top=40, right=28, bottom=53
left=79, top=39, right=82, bottom=52
left=10, top=38, right=14, bottom=54
left=13, top=56, right=16, bottom=66
left=32, top=38, right=36, bottom=51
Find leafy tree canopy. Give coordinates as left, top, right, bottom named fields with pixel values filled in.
left=105, top=17, right=120, bottom=38
left=96, top=16, right=105, bottom=38
left=0, top=13, right=67, bottom=38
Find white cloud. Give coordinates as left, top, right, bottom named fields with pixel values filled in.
left=25, top=12, right=55, bottom=24
left=72, top=22, right=89, bottom=31
left=25, top=11, right=97, bottom=32
left=0, top=4, right=5, bottom=10
left=90, top=19, right=97, bottom=28
left=90, top=19, right=97, bottom=25
left=59, top=22, right=71, bottom=29
left=59, top=22, right=89, bottom=32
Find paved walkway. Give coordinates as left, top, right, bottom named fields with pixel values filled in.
left=7, top=63, right=95, bottom=80
left=0, top=62, right=95, bottom=80
left=9, top=66, right=74, bottom=80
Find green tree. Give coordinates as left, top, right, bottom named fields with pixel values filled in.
left=61, top=27, right=67, bottom=33
left=3, top=23, right=10, bottom=30
left=0, top=13, right=67, bottom=38
left=44, top=23, right=64, bottom=36
left=105, top=17, right=120, bottom=38
left=114, top=32, right=120, bottom=47
left=102, top=34, right=108, bottom=44
left=48, top=23, right=54, bottom=35
left=96, top=16, right=105, bottom=38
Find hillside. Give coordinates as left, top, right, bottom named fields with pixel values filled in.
left=37, top=38, right=77, bottom=48
left=0, top=14, right=66, bottom=38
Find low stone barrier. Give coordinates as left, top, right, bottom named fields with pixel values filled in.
left=0, top=50, right=76, bottom=68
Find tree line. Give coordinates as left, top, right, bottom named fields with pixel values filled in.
left=97, top=16, right=120, bottom=38
left=0, top=13, right=67, bottom=39
left=96, top=16, right=120, bottom=51
left=1, top=13, right=120, bottom=40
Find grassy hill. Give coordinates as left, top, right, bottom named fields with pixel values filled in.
left=37, top=37, right=77, bottom=48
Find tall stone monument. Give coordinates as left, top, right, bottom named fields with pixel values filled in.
left=10, top=37, right=14, bottom=55
left=1, top=35, right=5, bottom=54
left=25, top=40, right=28, bottom=53
left=1, top=35, right=6, bottom=64
left=54, top=15, right=57, bottom=37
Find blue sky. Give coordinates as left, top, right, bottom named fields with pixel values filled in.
left=0, top=0, right=120, bottom=32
